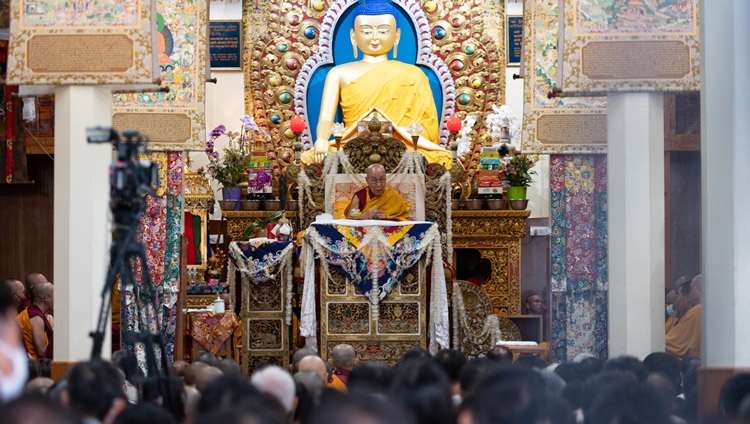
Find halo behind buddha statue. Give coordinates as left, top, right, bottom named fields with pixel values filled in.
left=293, top=0, right=456, bottom=152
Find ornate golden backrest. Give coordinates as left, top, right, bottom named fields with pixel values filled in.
left=452, top=280, right=521, bottom=357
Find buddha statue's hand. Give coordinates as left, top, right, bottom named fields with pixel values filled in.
left=312, top=139, right=331, bottom=163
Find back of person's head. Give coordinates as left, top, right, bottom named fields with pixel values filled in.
left=184, top=361, right=209, bottom=386
left=0, top=393, right=80, bottom=424
left=463, top=364, right=548, bottom=424
left=459, top=357, right=493, bottom=399
left=291, top=348, right=315, bottom=373
left=486, top=345, right=514, bottom=363
left=23, top=377, right=55, bottom=396
left=66, top=359, right=126, bottom=421
left=196, top=374, right=283, bottom=418
left=0, top=280, right=16, bottom=319
left=720, top=373, right=750, bottom=419
left=602, top=355, right=648, bottom=383
left=399, top=346, right=432, bottom=363
left=554, top=362, right=587, bottom=384
left=515, top=354, right=548, bottom=369
left=432, top=348, right=466, bottom=382
left=389, top=359, right=453, bottom=424
left=539, top=367, right=567, bottom=395
left=294, top=370, right=325, bottom=402
left=195, top=365, right=223, bottom=393
left=311, top=391, right=411, bottom=424
left=538, top=393, right=575, bottom=424
left=643, top=352, right=682, bottom=394
left=348, top=361, right=393, bottom=397
left=293, top=381, right=314, bottom=424
left=330, top=344, right=357, bottom=371
left=194, top=351, right=220, bottom=367
left=218, top=358, right=242, bottom=376
left=194, top=397, right=287, bottom=424
left=140, top=374, right=185, bottom=423
left=114, top=402, right=177, bottom=424
left=646, top=372, right=678, bottom=416
left=250, top=365, right=296, bottom=414
left=579, top=356, right=605, bottom=378
left=584, top=377, right=670, bottom=424
left=562, top=380, right=585, bottom=410
left=169, top=359, right=189, bottom=378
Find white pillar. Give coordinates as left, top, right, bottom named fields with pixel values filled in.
left=54, top=86, right=113, bottom=362
left=701, top=0, right=750, bottom=367
left=607, top=92, right=665, bottom=358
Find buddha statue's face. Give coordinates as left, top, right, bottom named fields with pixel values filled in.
left=351, top=14, right=400, bottom=57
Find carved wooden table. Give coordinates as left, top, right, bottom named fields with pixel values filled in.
left=451, top=210, right=530, bottom=315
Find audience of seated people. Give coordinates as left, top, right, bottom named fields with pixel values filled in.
left=0, top=333, right=748, bottom=424
left=3, top=279, right=749, bottom=424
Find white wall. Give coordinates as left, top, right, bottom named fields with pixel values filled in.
left=203, top=0, right=549, bottom=218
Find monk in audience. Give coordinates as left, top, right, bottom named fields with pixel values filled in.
left=665, top=275, right=702, bottom=358
left=17, top=282, right=54, bottom=359
left=329, top=344, right=358, bottom=387
left=2, top=279, right=26, bottom=313
left=345, top=163, right=409, bottom=220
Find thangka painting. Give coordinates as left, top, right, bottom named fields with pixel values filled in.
left=6, top=0, right=159, bottom=85
left=521, top=0, right=607, bottom=154
left=242, top=0, right=506, bottom=175
left=112, top=0, right=208, bottom=151
left=557, top=0, right=700, bottom=93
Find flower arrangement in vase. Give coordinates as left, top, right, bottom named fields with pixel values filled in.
left=500, top=151, right=539, bottom=208
left=205, top=115, right=264, bottom=200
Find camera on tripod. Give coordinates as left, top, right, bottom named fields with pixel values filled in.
left=87, top=127, right=157, bottom=217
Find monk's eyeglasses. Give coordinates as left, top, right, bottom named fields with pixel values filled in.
left=367, top=177, right=387, bottom=185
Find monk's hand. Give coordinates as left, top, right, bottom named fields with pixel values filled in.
left=363, top=208, right=383, bottom=220
left=313, top=139, right=330, bottom=163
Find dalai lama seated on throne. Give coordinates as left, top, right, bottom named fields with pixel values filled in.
left=344, top=163, right=410, bottom=220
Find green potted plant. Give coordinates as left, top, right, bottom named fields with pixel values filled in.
left=501, top=152, right=539, bottom=208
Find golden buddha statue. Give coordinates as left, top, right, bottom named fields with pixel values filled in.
left=302, top=0, right=451, bottom=166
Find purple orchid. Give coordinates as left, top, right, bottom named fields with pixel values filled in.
left=210, top=125, right=226, bottom=139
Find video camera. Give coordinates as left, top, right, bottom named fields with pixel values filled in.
left=87, top=127, right=157, bottom=224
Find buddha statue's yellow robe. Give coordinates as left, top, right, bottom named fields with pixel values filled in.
left=303, top=61, right=452, bottom=166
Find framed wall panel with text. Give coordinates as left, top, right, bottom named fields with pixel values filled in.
left=506, top=15, right=523, bottom=67
left=210, top=21, right=243, bottom=71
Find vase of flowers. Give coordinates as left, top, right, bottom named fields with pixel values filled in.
left=205, top=115, right=263, bottom=210
left=501, top=152, right=539, bottom=209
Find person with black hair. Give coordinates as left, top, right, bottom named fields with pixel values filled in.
left=399, top=346, right=432, bottom=363
left=486, top=345, right=513, bottom=364
left=643, top=352, right=683, bottom=395
left=390, top=359, right=454, bottom=424
left=113, top=402, right=177, bottom=424
left=65, top=359, right=127, bottom=424
left=309, top=392, right=412, bottom=424
left=584, top=374, right=671, bottom=424
left=459, top=364, right=549, bottom=424
left=601, top=355, right=649, bottom=383
left=0, top=394, right=80, bottom=424
left=720, top=373, right=750, bottom=420
left=193, top=375, right=285, bottom=424
left=347, top=361, right=393, bottom=397
left=433, top=349, right=467, bottom=405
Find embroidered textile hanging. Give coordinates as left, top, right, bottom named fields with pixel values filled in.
left=301, top=220, right=449, bottom=353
